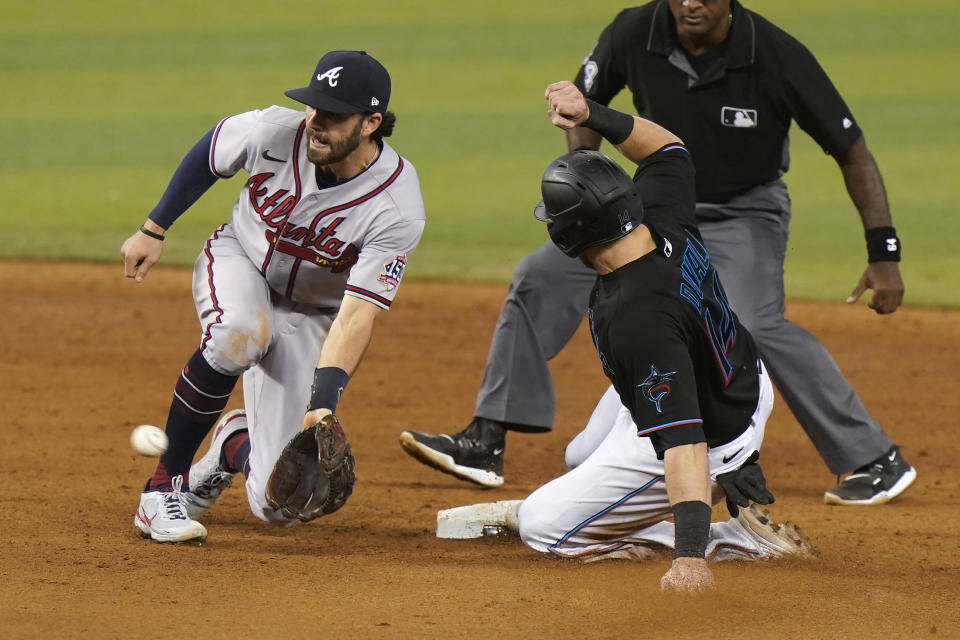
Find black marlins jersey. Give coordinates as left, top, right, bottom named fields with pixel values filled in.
left=588, top=145, right=760, bottom=457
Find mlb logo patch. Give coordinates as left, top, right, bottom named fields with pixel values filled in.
left=721, top=107, right=758, bottom=128
left=378, top=255, right=407, bottom=290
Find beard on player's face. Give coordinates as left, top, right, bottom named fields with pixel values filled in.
left=306, top=113, right=366, bottom=166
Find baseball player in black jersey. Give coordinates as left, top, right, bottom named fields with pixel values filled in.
left=512, top=81, right=813, bottom=592
left=401, top=0, right=915, bottom=507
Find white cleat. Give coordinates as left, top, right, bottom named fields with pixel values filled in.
left=134, top=475, right=208, bottom=543
left=184, top=409, right=248, bottom=518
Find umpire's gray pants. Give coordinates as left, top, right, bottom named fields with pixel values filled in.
left=474, top=183, right=892, bottom=473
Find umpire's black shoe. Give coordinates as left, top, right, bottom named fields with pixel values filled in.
left=400, top=418, right=506, bottom=488
left=824, top=445, right=917, bottom=506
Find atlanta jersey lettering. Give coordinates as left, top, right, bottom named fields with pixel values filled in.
left=209, top=106, right=425, bottom=309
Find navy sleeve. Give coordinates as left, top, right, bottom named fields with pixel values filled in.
left=147, top=127, right=219, bottom=229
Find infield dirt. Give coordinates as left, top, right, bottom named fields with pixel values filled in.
left=1, top=260, right=957, bottom=639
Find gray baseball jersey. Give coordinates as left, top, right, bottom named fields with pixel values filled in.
left=210, top=105, right=425, bottom=310
left=192, top=105, right=425, bottom=521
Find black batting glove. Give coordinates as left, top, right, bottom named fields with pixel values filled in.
left=715, top=450, right=775, bottom=517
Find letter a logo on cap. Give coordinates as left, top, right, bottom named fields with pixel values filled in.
left=317, top=66, right=344, bottom=87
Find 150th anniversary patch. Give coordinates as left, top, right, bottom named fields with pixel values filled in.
left=378, top=255, right=407, bottom=289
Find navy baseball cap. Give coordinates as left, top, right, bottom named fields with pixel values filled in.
left=285, top=50, right=390, bottom=114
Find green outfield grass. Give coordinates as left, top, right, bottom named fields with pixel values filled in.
left=1, top=0, right=957, bottom=305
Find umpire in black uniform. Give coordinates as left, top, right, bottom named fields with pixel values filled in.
left=400, top=0, right=915, bottom=506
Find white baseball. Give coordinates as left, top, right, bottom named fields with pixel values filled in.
left=130, top=424, right=168, bottom=457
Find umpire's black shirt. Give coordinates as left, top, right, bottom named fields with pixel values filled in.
left=575, top=0, right=864, bottom=203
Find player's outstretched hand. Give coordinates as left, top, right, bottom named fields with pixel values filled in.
left=120, top=225, right=165, bottom=283
left=660, top=557, right=716, bottom=593
left=846, top=261, right=904, bottom=314
left=544, top=81, right=589, bottom=130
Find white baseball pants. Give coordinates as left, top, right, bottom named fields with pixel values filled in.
left=518, top=364, right=774, bottom=559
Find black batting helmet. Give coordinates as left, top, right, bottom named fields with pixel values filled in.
left=532, top=150, right=643, bottom=258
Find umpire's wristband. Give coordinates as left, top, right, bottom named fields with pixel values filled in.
left=308, top=367, right=350, bottom=412
left=672, top=500, right=712, bottom=559
left=865, top=226, right=901, bottom=262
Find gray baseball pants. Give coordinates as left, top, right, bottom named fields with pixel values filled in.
left=473, top=181, right=892, bottom=473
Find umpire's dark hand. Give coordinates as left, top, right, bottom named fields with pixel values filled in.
left=715, top=451, right=774, bottom=517
left=846, top=262, right=904, bottom=314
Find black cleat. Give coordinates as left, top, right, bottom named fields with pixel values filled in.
left=824, top=445, right=917, bottom=506
left=400, top=418, right=506, bottom=488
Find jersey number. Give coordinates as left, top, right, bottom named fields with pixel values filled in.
left=679, top=234, right=737, bottom=386
left=703, top=274, right=737, bottom=386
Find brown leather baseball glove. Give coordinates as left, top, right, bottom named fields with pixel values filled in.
left=265, top=414, right=355, bottom=522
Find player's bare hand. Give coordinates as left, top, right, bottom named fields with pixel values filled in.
left=659, top=557, right=716, bottom=593
left=544, top=81, right=589, bottom=130
left=845, top=261, right=904, bottom=314
left=302, top=408, right=333, bottom=430
left=120, top=223, right=165, bottom=283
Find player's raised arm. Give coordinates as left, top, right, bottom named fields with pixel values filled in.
left=544, top=81, right=680, bottom=166
left=120, top=127, right=220, bottom=282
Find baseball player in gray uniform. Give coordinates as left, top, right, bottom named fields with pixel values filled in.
left=122, top=50, right=425, bottom=543
left=401, top=0, right=915, bottom=507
